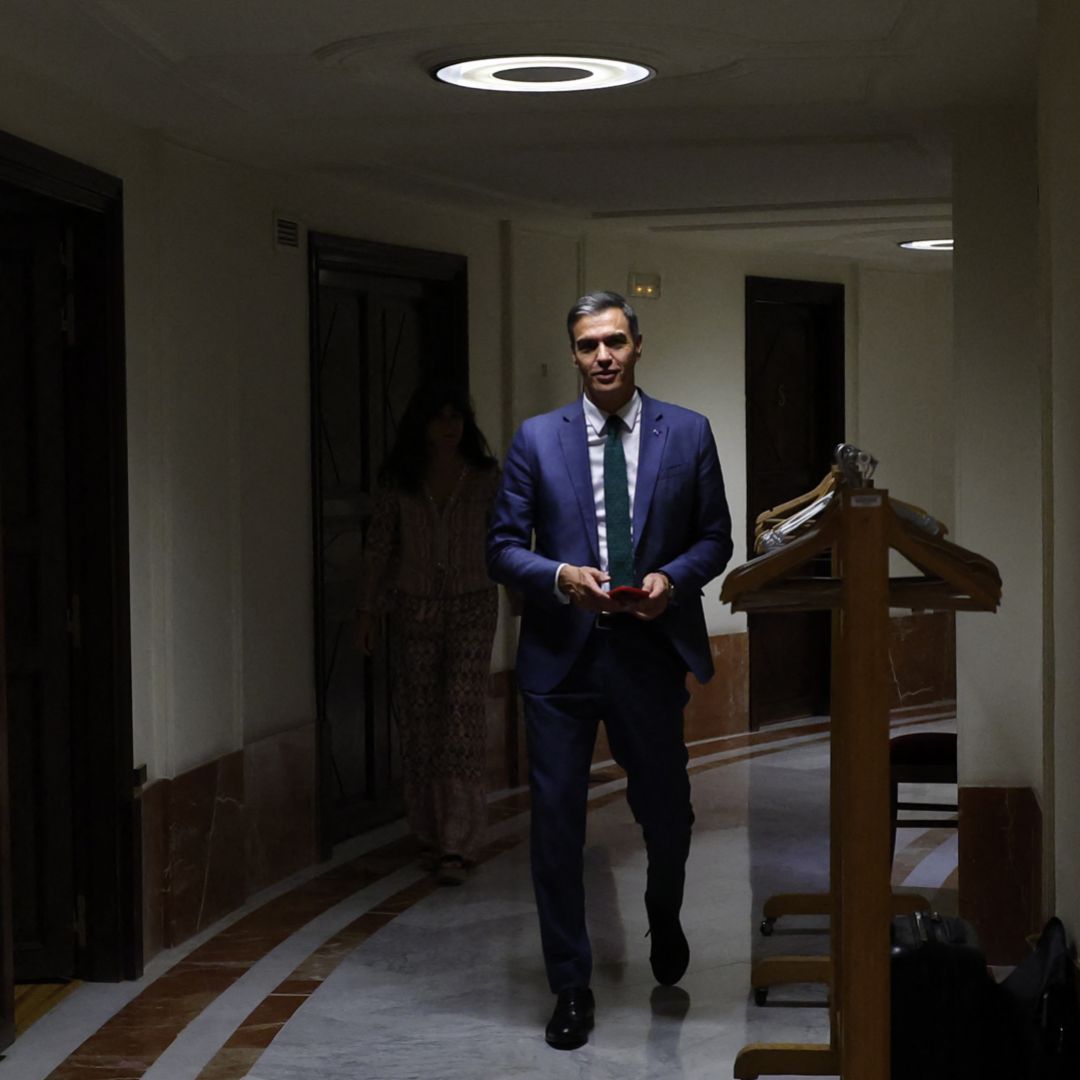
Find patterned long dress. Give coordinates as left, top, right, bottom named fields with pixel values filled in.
left=358, top=465, right=499, bottom=861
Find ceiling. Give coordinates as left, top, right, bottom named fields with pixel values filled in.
left=1, top=0, right=1036, bottom=266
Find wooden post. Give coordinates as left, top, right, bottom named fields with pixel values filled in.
left=834, top=488, right=892, bottom=1077
left=0, top=517, right=13, bottom=1050
left=725, top=482, right=999, bottom=1079
left=827, top=541, right=844, bottom=1058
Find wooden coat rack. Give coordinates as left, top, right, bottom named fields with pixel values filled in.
left=720, top=485, right=1001, bottom=1079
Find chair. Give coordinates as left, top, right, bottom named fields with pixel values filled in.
left=889, top=730, right=958, bottom=861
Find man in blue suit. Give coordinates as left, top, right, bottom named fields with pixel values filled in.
left=487, top=291, right=733, bottom=1049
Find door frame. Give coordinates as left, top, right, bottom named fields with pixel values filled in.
left=0, top=128, right=136, bottom=1030
left=307, top=232, right=468, bottom=857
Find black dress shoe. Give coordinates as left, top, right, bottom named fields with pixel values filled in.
left=647, top=910, right=690, bottom=986
left=544, top=987, right=595, bottom=1050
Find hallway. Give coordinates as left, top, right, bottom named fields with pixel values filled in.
left=1, top=716, right=957, bottom=1080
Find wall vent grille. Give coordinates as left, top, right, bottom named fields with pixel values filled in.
left=274, top=215, right=303, bottom=253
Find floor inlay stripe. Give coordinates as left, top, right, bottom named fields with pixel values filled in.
left=176, top=729, right=818, bottom=1079
left=41, top=714, right=951, bottom=1078
left=43, top=839, right=426, bottom=1079
left=896, top=828, right=959, bottom=890
left=194, top=834, right=524, bottom=1078
left=14, top=983, right=82, bottom=1038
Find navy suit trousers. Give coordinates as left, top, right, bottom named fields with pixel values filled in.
left=522, top=617, right=694, bottom=992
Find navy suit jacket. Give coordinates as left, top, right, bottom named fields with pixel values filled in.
left=487, top=390, right=733, bottom=694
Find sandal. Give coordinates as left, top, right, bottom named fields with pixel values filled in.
left=436, top=855, right=468, bottom=886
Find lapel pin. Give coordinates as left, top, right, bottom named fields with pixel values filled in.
left=653, top=428, right=661, bottom=437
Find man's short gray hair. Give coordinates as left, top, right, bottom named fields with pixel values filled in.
left=566, top=291, right=641, bottom=345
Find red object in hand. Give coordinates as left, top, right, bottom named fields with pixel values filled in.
left=610, top=585, right=649, bottom=601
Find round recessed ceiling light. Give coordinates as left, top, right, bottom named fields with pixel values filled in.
left=434, top=55, right=653, bottom=93
left=898, top=238, right=954, bottom=251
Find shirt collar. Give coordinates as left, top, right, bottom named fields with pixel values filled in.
left=582, top=389, right=641, bottom=437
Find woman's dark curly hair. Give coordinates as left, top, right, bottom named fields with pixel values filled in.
left=378, top=380, right=497, bottom=492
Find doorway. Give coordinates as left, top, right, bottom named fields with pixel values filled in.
left=745, top=276, right=845, bottom=727
left=0, top=131, right=135, bottom=1049
left=1, top=191, right=76, bottom=991
left=308, top=233, right=468, bottom=852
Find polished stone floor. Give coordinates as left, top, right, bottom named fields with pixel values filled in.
left=0, top=715, right=957, bottom=1080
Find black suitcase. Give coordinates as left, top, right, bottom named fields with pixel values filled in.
left=890, top=911, right=1022, bottom=1080
left=1000, top=916, right=1080, bottom=1079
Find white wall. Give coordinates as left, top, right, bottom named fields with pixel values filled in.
left=486, top=222, right=584, bottom=671
left=1040, top=0, right=1080, bottom=929
left=507, top=223, right=583, bottom=433
left=857, top=268, right=954, bottom=534
left=952, top=107, right=1045, bottom=799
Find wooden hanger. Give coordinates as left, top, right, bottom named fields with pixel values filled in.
left=754, top=467, right=840, bottom=533
left=887, top=510, right=1001, bottom=612
left=722, top=501, right=840, bottom=605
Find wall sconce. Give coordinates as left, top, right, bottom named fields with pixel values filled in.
left=628, top=272, right=661, bottom=299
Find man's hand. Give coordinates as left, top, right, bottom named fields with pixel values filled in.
left=558, top=565, right=618, bottom=612
left=628, top=572, right=671, bottom=621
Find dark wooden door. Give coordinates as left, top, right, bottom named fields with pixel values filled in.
left=745, top=277, right=844, bottom=727
left=0, top=136, right=135, bottom=1037
left=309, top=236, right=468, bottom=851
left=0, top=209, right=76, bottom=980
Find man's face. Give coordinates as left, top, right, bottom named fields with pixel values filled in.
left=570, top=308, right=642, bottom=411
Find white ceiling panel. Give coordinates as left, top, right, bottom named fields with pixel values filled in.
left=0, top=0, right=1036, bottom=259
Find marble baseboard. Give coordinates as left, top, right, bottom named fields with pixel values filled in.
left=163, top=751, right=247, bottom=948
left=520, top=616, right=953, bottom=768
left=959, top=785, right=1042, bottom=965
left=244, top=726, right=318, bottom=896
left=140, top=778, right=169, bottom=961
left=592, top=632, right=750, bottom=764
left=888, top=610, right=956, bottom=715
left=684, top=632, right=750, bottom=741
left=142, top=725, right=318, bottom=963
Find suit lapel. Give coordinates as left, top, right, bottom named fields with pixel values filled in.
left=633, top=391, right=667, bottom=553
left=559, top=403, right=600, bottom=564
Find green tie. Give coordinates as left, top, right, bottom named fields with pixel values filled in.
left=604, top=415, right=635, bottom=588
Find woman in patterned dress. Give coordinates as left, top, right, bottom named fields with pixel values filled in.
left=356, top=383, right=500, bottom=884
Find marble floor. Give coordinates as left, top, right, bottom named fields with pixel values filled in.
left=0, top=715, right=958, bottom=1080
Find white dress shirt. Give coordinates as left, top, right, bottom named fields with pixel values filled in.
left=555, top=391, right=642, bottom=598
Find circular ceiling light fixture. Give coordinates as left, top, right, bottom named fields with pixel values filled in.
left=434, top=55, right=653, bottom=93
left=898, top=238, right=954, bottom=251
